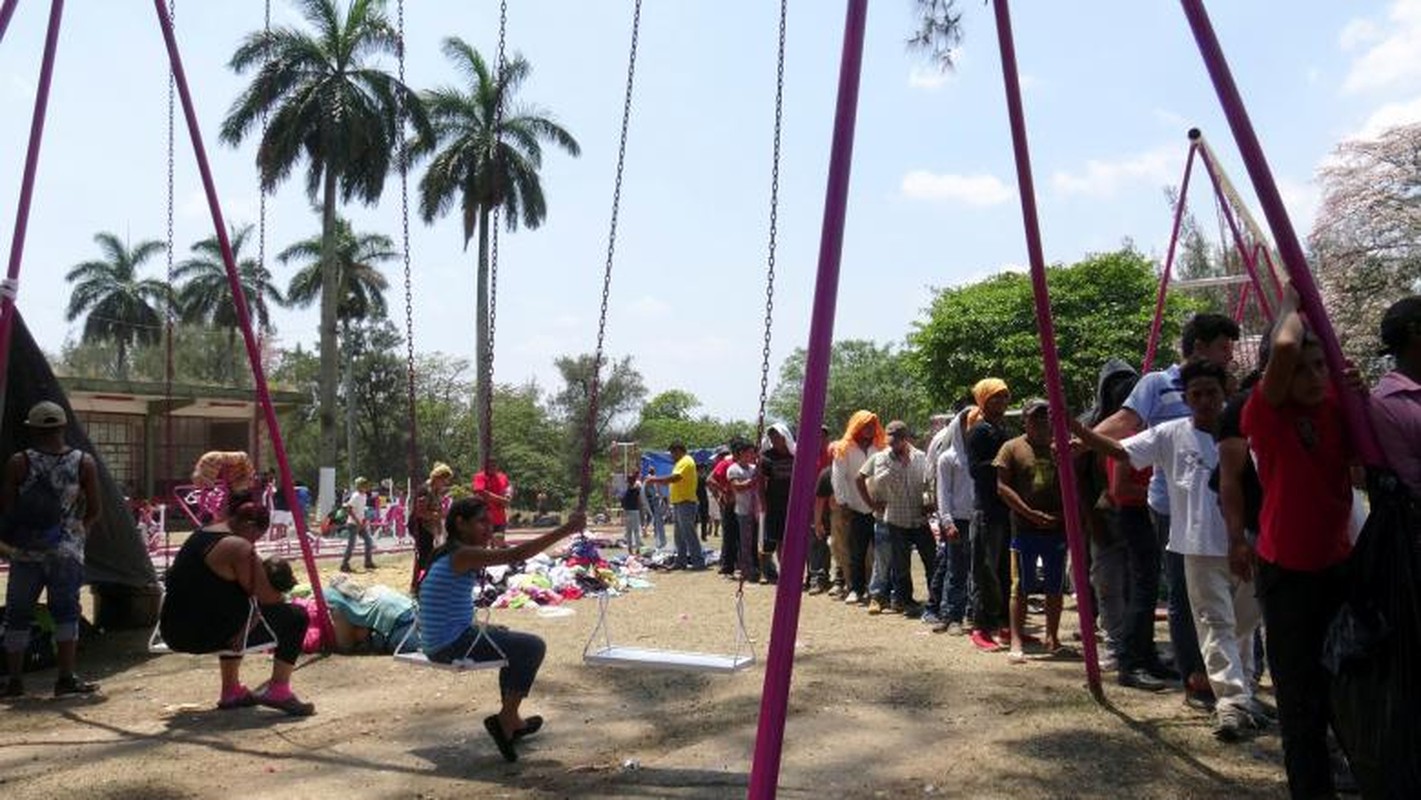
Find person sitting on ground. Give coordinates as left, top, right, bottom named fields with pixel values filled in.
left=418, top=497, right=586, bottom=762
left=159, top=486, right=314, bottom=716
left=324, top=574, right=416, bottom=654
left=995, top=399, right=1071, bottom=661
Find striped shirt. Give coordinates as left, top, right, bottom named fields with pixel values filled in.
left=417, top=554, right=474, bottom=653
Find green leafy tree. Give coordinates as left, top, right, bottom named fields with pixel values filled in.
left=174, top=223, right=284, bottom=384
left=551, top=354, right=646, bottom=497
left=908, top=249, right=1200, bottom=411
left=344, top=320, right=408, bottom=483
left=769, top=340, right=932, bottom=436
left=279, top=218, right=394, bottom=479
left=413, top=37, right=580, bottom=467
left=491, top=381, right=572, bottom=511
left=221, top=0, right=429, bottom=486
left=63, top=232, right=169, bottom=380
left=635, top=390, right=752, bottom=452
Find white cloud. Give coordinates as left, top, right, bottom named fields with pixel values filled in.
left=1353, top=95, right=1421, bottom=139
left=1019, top=73, right=1039, bottom=92
left=1341, top=0, right=1421, bottom=94
left=900, top=170, right=1012, bottom=207
left=628, top=295, right=670, bottom=319
left=1050, top=145, right=1179, bottom=198
left=908, top=65, right=953, bottom=90
left=1277, top=176, right=1321, bottom=233
left=1153, top=108, right=1188, bottom=129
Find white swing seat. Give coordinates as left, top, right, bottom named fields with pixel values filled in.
left=148, top=596, right=277, bottom=657
left=583, top=645, right=753, bottom=674
left=391, top=604, right=508, bottom=672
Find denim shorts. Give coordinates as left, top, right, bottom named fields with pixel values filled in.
left=5, top=553, right=84, bottom=631
left=1010, top=533, right=1066, bottom=595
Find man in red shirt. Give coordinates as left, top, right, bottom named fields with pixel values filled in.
left=472, top=459, right=513, bottom=547
left=707, top=444, right=740, bottom=578
left=1240, top=288, right=1354, bottom=797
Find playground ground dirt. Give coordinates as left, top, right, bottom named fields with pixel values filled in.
left=1, top=526, right=1289, bottom=799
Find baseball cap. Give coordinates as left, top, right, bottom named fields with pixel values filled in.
left=25, top=401, right=66, bottom=428
left=885, top=420, right=913, bottom=439
left=1021, top=398, right=1050, bottom=417
left=1378, top=296, right=1421, bottom=356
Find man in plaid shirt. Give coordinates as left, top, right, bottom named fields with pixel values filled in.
left=855, top=420, right=936, bottom=617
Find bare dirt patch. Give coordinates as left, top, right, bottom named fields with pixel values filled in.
left=1, top=529, right=1288, bottom=798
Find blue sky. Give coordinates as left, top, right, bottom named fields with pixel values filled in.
left=3, top=1, right=1419, bottom=421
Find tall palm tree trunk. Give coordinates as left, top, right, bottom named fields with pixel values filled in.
left=474, top=207, right=492, bottom=472
left=319, top=169, right=341, bottom=501
left=227, top=326, right=239, bottom=385
left=343, top=318, right=357, bottom=484
left=116, top=337, right=129, bottom=381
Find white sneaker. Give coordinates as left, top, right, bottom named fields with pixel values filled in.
left=842, top=591, right=860, bottom=605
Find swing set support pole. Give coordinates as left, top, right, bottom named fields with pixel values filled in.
left=1193, top=136, right=1274, bottom=320
left=150, top=0, right=336, bottom=647
left=992, top=0, right=1104, bottom=701
left=1179, top=0, right=1385, bottom=467
left=0, top=0, right=63, bottom=402
left=0, top=0, right=21, bottom=46
left=747, top=1, right=867, bottom=796
left=1142, top=140, right=1197, bottom=374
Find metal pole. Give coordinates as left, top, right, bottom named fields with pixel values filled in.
left=1193, top=134, right=1274, bottom=320
left=0, top=0, right=63, bottom=403
left=747, top=1, right=867, bottom=796
left=151, top=0, right=336, bottom=647
left=0, top=0, right=21, bottom=45
left=992, top=0, right=1104, bottom=700
left=1142, top=141, right=1197, bottom=374
left=1179, top=0, right=1385, bottom=467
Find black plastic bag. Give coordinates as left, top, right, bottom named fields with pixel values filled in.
left=1323, top=470, right=1421, bottom=799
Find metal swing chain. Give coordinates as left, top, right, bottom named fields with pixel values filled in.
left=397, top=0, right=421, bottom=482
left=578, top=0, right=643, bottom=512
left=482, top=0, right=509, bottom=477
left=163, top=0, right=177, bottom=554
left=744, top=0, right=788, bottom=603
left=754, top=0, right=788, bottom=450
left=253, top=0, right=272, bottom=471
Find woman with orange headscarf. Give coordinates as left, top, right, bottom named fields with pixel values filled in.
left=829, top=411, right=886, bottom=603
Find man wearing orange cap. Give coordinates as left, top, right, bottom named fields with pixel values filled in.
left=965, top=379, right=1013, bottom=652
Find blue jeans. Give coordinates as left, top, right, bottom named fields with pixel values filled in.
left=869, top=520, right=896, bottom=601
left=341, top=523, right=375, bottom=567
left=847, top=510, right=875, bottom=596
left=1118, top=504, right=1162, bottom=670
left=718, top=505, right=740, bottom=575
left=929, top=518, right=971, bottom=623
left=650, top=502, right=667, bottom=549
left=672, top=501, right=704, bottom=569
left=1154, top=510, right=1203, bottom=680
left=4, top=554, right=84, bottom=651
left=432, top=625, right=546, bottom=697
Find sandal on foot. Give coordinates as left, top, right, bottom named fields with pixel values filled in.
left=257, top=691, right=315, bottom=717
left=513, top=715, right=543, bottom=740
left=217, top=688, right=258, bottom=710
left=484, top=714, right=518, bottom=762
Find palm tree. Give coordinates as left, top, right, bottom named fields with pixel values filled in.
left=64, top=232, right=170, bottom=381
left=414, top=37, right=580, bottom=467
left=174, top=223, right=284, bottom=384
left=279, top=218, right=394, bottom=480
left=220, top=0, right=429, bottom=491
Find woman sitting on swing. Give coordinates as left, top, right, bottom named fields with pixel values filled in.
left=419, top=496, right=585, bottom=761
left=159, top=488, right=314, bottom=716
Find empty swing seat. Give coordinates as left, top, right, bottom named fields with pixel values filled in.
left=583, top=645, right=753, bottom=674
left=581, top=592, right=755, bottom=674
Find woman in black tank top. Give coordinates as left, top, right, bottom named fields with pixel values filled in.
left=158, top=491, right=315, bottom=716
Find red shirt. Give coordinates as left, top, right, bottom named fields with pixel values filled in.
left=709, top=456, right=735, bottom=504
left=1106, top=457, right=1151, bottom=508
left=471, top=471, right=511, bottom=527
left=1242, top=389, right=1353, bottom=571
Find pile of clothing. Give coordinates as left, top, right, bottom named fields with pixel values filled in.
left=485, top=539, right=665, bottom=610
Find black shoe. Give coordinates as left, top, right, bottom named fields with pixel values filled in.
left=54, top=675, right=99, bottom=697
left=1144, top=660, right=1180, bottom=682
left=363, top=562, right=377, bottom=570
left=339, top=563, right=353, bottom=573
left=3, top=677, right=23, bottom=698
left=1118, top=668, right=1168, bottom=692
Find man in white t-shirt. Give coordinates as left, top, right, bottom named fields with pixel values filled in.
left=725, top=441, right=763, bottom=583
left=340, top=477, right=376, bottom=573
left=1074, top=359, right=1263, bottom=742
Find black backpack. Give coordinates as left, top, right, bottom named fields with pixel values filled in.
left=1, top=452, right=68, bottom=550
